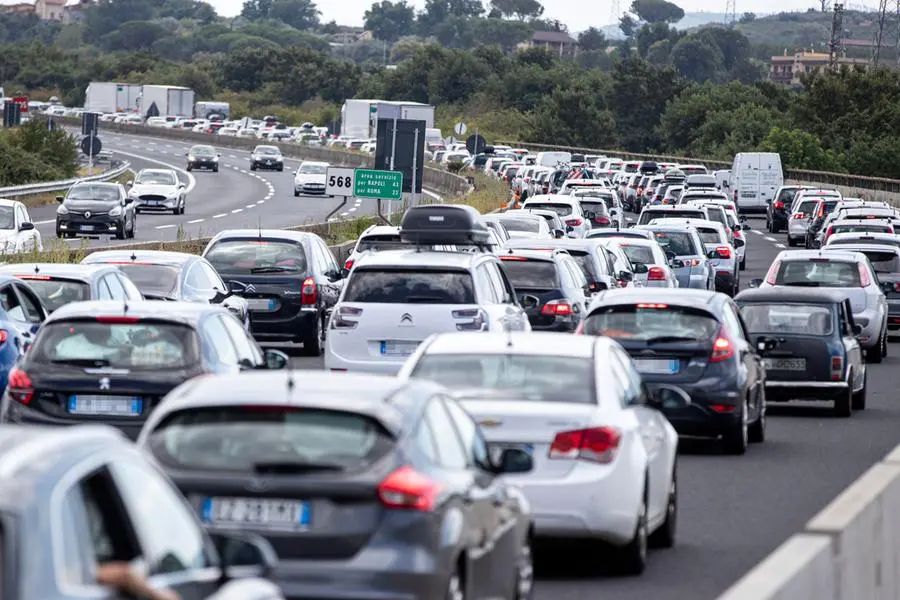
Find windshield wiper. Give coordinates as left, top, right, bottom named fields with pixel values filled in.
left=51, top=358, right=112, bottom=367
left=250, top=266, right=298, bottom=273
left=251, top=460, right=345, bottom=474
left=645, top=335, right=698, bottom=344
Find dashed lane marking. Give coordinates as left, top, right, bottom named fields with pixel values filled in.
left=245, top=204, right=256, bottom=208
left=231, top=208, right=242, bottom=214
left=187, top=218, right=204, bottom=224
left=764, top=236, right=777, bottom=242
left=155, top=224, right=177, bottom=230
left=751, top=230, right=763, bottom=235
left=212, top=213, right=226, bottom=219
left=776, top=243, right=786, bottom=248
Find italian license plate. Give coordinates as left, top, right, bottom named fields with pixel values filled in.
left=201, top=497, right=310, bottom=529
left=247, top=298, right=275, bottom=311
left=380, top=340, right=419, bottom=357
left=764, top=358, right=806, bottom=371
left=68, top=395, right=142, bottom=416
left=634, top=358, right=680, bottom=374
left=80, top=225, right=95, bottom=231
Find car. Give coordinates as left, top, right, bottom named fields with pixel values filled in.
left=486, top=211, right=554, bottom=240
left=825, top=232, right=900, bottom=249
left=571, top=191, right=623, bottom=229
left=250, top=145, right=284, bottom=171
left=0, top=263, right=142, bottom=313
left=324, top=205, right=530, bottom=374
left=509, top=208, right=568, bottom=238
left=719, top=207, right=750, bottom=270
left=767, top=185, right=812, bottom=233
left=0, top=300, right=289, bottom=439
left=823, top=206, right=900, bottom=232
left=592, top=237, right=646, bottom=288
left=636, top=205, right=708, bottom=226
left=0, top=424, right=284, bottom=600
left=754, top=249, right=889, bottom=363
left=0, top=198, right=41, bottom=254
left=498, top=249, right=589, bottom=331
left=819, top=218, right=895, bottom=247
left=577, top=288, right=768, bottom=454
left=636, top=224, right=715, bottom=290
left=185, top=143, right=221, bottom=171
left=126, top=168, right=186, bottom=215
left=735, top=288, right=866, bottom=417
left=586, top=228, right=655, bottom=241
left=137, top=370, right=535, bottom=600
left=293, top=160, right=330, bottom=196
left=0, top=275, right=47, bottom=390
left=55, top=182, right=136, bottom=240
left=805, top=197, right=842, bottom=248
left=202, top=229, right=344, bottom=355
left=80, top=250, right=251, bottom=329
left=614, top=237, right=680, bottom=288
left=398, top=331, right=686, bottom=574
left=786, top=195, right=821, bottom=247
left=684, top=174, right=717, bottom=191
left=503, top=237, right=620, bottom=294
left=790, top=188, right=842, bottom=214
left=651, top=219, right=739, bottom=295
left=342, top=225, right=402, bottom=272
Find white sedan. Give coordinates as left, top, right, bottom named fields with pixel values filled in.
left=293, top=161, right=330, bottom=197
left=0, top=199, right=41, bottom=254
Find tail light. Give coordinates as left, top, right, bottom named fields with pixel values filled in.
left=344, top=258, right=354, bottom=271
left=7, top=367, right=33, bottom=405
left=858, top=263, right=871, bottom=287
left=452, top=308, right=487, bottom=331
left=565, top=217, right=583, bottom=227
left=830, top=355, right=844, bottom=381
left=733, top=229, right=743, bottom=239
left=378, top=466, right=442, bottom=511
left=792, top=212, right=805, bottom=220
left=594, top=216, right=610, bottom=226
left=647, top=266, right=667, bottom=280
left=709, top=326, right=735, bottom=363
left=824, top=225, right=833, bottom=240
left=764, top=260, right=781, bottom=285
left=96, top=316, right=141, bottom=324
left=715, top=246, right=731, bottom=259
left=685, top=258, right=702, bottom=267
left=733, top=190, right=738, bottom=202
left=893, top=282, right=900, bottom=293
left=541, top=300, right=573, bottom=316
left=331, top=306, right=361, bottom=330
left=549, top=427, right=621, bottom=463
left=773, top=200, right=785, bottom=210
left=301, top=277, right=317, bottom=305
left=637, top=187, right=644, bottom=194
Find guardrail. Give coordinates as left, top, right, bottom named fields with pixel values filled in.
left=0, top=160, right=130, bottom=200
left=50, top=117, right=471, bottom=200
left=717, top=442, right=900, bottom=599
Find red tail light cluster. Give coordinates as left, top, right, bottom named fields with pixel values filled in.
left=715, top=246, right=731, bottom=259
left=764, top=260, right=781, bottom=285
left=344, top=258, right=354, bottom=271
left=8, top=367, right=33, bottom=405
left=566, top=217, right=583, bottom=227
left=792, top=212, right=805, bottom=220
left=709, top=326, right=735, bottom=363
left=773, top=200, right=785, bottom=210
left=549, top=427, right=621, bottom=463
left=378, top=466, right=443, bottom=511
left=830, top=355, right=844, bottom=381
left=541, top=300, right=573, bottom=316
left=301, top=277, right=318, bottom=305
left=858, top=263, right=871, bottom=287
left=647, top=266, right=667, bottom=280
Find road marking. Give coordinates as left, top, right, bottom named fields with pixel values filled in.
left=213, top=213, right=226, bottom=219
left=764, top=236, right=777, bottom=242
left=245, top=204, right=255, bottom=208
left=231, top=208, right=242, bottom=213
left=751, top=230, right=763, bottom=235
left=340, top=211, right=349, bottom=217
left=257, top=200, right=265, bottom=204
left=187, top=218, right=204, bottom=224
left=155, top=224, right=176, bottom=230
left=229, top=154, right=237, bottom=158
left=110, top=149, right=197, bottom=194
left=348, top=207, right=357, bottom=212
left=776, top=243, right=786, bottom=248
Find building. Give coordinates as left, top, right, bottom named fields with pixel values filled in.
left=0, top=0, right=90, bottom=22
left=521, top=30, right=579, bottom=58
left=769, top=51, right=868, bottom=86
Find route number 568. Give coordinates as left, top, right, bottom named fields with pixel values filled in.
left=329, top=176, right=352, bottom=187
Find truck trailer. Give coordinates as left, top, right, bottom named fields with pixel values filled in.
left=84, top=82, right=142, bottom=114
left=340, top=99, right=435, bottom=139
left=140, top=85, right=195, bottom=118
left=194, top=101, right=230, bottom=120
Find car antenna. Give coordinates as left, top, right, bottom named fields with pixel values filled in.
left=130, top=252, right=137, bottom=262
left=33, top=264, right=39, bottom=275
left=258, top=217, right=262, bottom=240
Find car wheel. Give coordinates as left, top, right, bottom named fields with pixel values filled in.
left=213, top=166, right=218, bottom=173
left=186, top=165, right=192, bottom=172
left=722, top=401, right=748, bottom=455
left=115, top=221, right=126, bottom=240
left=739, top=256, right=746, bottom=270
left=302, top=314, right=323, bottom=357
left=614, top=488, right=648, bottom=575
left=179, top=197, right=186, bottom=215
left=748, top=390, right=766, bottom=443
left=766, top=217, right=772, bottom=232
left=867, top=331, right=885, bottom=364
left=835, top=384, right=852, bottom=417
left=294, top=190, right=300, bottom=197
left=513, top=536, right=534, bottom=600
left=446, top=563, right=464, bottom=600
left=127, top=216, right=136, bottom=239
left=250, top=164, right=256, bottom=171
left=649, top=468, right=676, bottom=549
left=852, top=369, right=867, bottom=410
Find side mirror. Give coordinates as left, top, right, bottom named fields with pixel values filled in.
left=665, top=250, right=676, bottom=262
left=125, top=180, right=133, bottom=186
left=217, top=153, right=222, bottom=157
left=55, top=195, right=64, bottom=203
left=882, top=281, right=894, bottom=294
left=755, top=335, right=778, bottom=355
left=566, top=225, right=574, bottom=233
left=749, top=278, right=764, bottom=288
left=646, top=384, right=692, bottom=411
left=553, top=229, right=564, bottom=238
left=584, top=211, right=596, bottom=220
left=340, top=267, right=350, bottom=279
left=632, top=263, right=649, bottom=274
left=739, top=214, right=747, bottom=222
left=124, top=197, right=134, bottom=204
left=742, top=223, right=751, bottom=231
left=671, top=259, right=685, bottom=269
left=208, top=531, right=278, bottom=581
left=227, top=280, right=246, bottom=295
left=853, top=323, right=863, bottom=335
left=626, top=222, right=636, bottom=228
left=707, top=250, right=720, bottom=260
left=733, top=238, right=745, bottom=248
left=618, top=270, right=633, bottom=281
left=18, top=222, right=34, bottom=231
left=263, top=348, right=289, bottom=370
left=494, top=447, right=533, bottom=474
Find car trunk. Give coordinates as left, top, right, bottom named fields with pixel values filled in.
left=219, top=273, right=308, bottom=324
left=516, top=287, right=565, bottom=327
left=762, top=336, right=835, bottom=382
left=616, top=339, right=713, bottom=384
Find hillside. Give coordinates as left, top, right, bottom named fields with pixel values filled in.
left=735, top=9, right=881, bottom=57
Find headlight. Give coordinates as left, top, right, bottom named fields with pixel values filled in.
left=212, top=157, right=219, bottom=162
left=109, top=206, right=123, bottom=217
left=57, top=205, right=69, bottom=215
left=275, top=156, right=283, bottom=162
left=187, top=155, right=195, bottom=161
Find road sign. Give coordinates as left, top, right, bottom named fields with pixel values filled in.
left=82, top=112, right=99, bottom=135
left=12, top=96, right=27, bottom=113
left=454, top=122, right=467, bottom=136
left=354, top=169, right=403, bottom=201
left=2, top=101, right=20, bottom=127
left=325, top=167, right=355, bottom=197
left=81, top=136, right=102, bottom=157
left=466, top=134, right=486, bottom=155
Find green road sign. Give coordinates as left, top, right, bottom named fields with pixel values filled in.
left=354, top=169, right=403, bottom=201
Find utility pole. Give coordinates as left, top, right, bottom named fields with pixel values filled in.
left=828, top=3, right=845, bottom=70
left=872, top=0, right=888, bottom=65
left=724, top=0, right=736, bottom=25
left=821, top=0, right=831, bottom=11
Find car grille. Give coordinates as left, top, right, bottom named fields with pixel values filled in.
left=68, top=210, right=108, bottom=217
left=139, top=194, right=168, bottom=201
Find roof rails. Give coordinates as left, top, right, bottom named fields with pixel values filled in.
left=399, top=204, right=493, bottom=250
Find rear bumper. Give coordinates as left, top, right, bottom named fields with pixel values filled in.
left=714, top=271, right=736, bottom=293
left=1, top=398, right=144, bottom=440
left=645, top=377, right=744, bottom=439
left=765, top=380, right=849, bottom=402
left=771, top=211, right=788, bottom=228
left=251, top=309, right=317, bottom=343
left=324, top=344, right=406, bottom=375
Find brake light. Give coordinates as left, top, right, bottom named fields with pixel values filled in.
left=647, top=267, right=667, bottom=281
left=541, top=300, right=573, bottom=316
left=549, top=427, right=621, bottom=463
left=824, top=225, right=833, bottom=239
left=792, top=213, right=805, bottom=219
left=859, top=263, right=871, bottom=287
left=894, top=282, right=900, bottom=293
left=733, top=190, right=738, bottom=202
left=301, top=277, right=317, bottom=305
left=594, top=216, right=610, bottom=225
left=709, top=326, right=735, bottom=363
left=330, top=306, right=361, bottom=330
left=830, top=355, right=843, bottom=381
left=566, top=217, right=583, bottom=227
left=15, top=275, right=51, bottom=280
left=715, top=246, right=731, bottom=259
left=685, top=258, right=701, bottom=267
left=7, top=367, right=33, bottom=405
left=764, top=260, right=780, bottom=285
left=95, top=316, right=140, bottom=324
left=773, top=200, right=784, bottom=210
left=500, top=255, right=528, bottom=261
left=344, top=258, right=354, bottom=271
left=378, top=466, right=442, bottom=511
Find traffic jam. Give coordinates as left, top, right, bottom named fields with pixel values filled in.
left=0, top=149, right=897, bottom=600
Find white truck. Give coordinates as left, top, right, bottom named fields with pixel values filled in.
left=727, top=152, right=783, bottom=213
left=140, top=85, right=195, bottom=118
left=340, top=99, right=435, bottom=139
left=194, top=101, right=230, bottom=120
left=84, top=82, right=142, bottom=114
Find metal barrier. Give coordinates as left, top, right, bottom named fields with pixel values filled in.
left=0, top=160, right=131, bottom=199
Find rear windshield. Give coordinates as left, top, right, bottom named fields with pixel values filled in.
left=829, top=238, right=900, bottom=248
left=740, top=303, right=834, bottom=336
left=696, top=228, right=723, bottom=244
left=705, top=210, right=727, bottom=227
left=775, top=260, right=861, bottom=287
left=778, top=188, right=800, bottom=203
left=204, top=240, right=308, bottom=275
left=29, top=321, right=199, bottom=369
left=16, top=278, right=89, bottom=312
left=525, top=203, right=572, bottom=217
left=499, top=259, right=559, bottom=289
left=578, top=201, right=608, bottom=216
left=638, top=210, right=703, bottom=225
left=356, top=234, right=403, bottom=253
left=832, top=223, right=892, bottom=234
left=859, top=250, right=900, bottom=273
left=619, top=244, right=655, bottom=265
left=114, top=265, right=179, bottom=299
left=148, top=407, right=392, bottom=471
left=501, top=218, right=540, bottom=233
left=796, top=200, right=819, bottom=216
left=504, top=167, right=520, bottom=178
left=649, top=231, right=699, bottom=256
left=344, top=269, right=475, bottom=304
left=584, top=304, right=720, bottom=341
left=569, top=251, right=599, bottom=279
left=410, top=355, right=595, bottom=404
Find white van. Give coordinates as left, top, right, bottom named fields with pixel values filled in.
left=727, top=153, right=782, bottom=213
left=714, top=169, right=731, bottom=190
left=535, top=151, right=572, bottom=168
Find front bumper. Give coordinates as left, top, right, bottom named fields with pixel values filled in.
left=134, top=197, right=178, bottom=210
left=57, top=217, right=122, bottom=235
left=252, top=160, right=283, bottom=170
left=296, top=183, right=327, bottom=195
left=188, top=160, right=217, bottom=169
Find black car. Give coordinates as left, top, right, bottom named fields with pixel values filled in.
left=805, top=198, right=841, bottom=248
left=735, top=288, right=867, bottom=417
left=499, top=249, right=589, bottom=332
left=0, top=263, right=143, bottom=313
left=136, top=371, right=534, bottom=600
left=202, top=229, right=344, bottom=355
left=80, top=250, right=251, bottom=329
left=55, top=182, right=136, bottom=240
left=250, top=145, right=284, bottom=171
left=0, top=424, right=283, bottom=600
left=186, top=144, right=221, bottom=172
left=504, top=238, right=618, bottom=293
left=0, top=300, right=289, bottom=439
left=579, top=288, right=768, bottom=455
left=766, top=186, right=809, bottom=233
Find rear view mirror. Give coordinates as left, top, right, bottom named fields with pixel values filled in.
left=671, top=259, right=685, bottom=269
left=55, top=195, right=64, bottom=203
left=618, top=270, right=633, bottom=281
left=881, top=281, right=894, bottom=294
left=854, top=323, right=863, bottom=335
left=707, top=250, right=720, bottom=260
left=646, top=384, right=692, bottom=411
left=18, top=222, right=34, bottom=231
left=125, top=180, right=133, bottom=187
left=124, top=197, right=134, bottom=204
left=340, top=267, right=350, bottom=279
left=665, top=250, right=676, bottom=262
left=749, top=278, right=763, bottom=288
left=209, top=531, right=278, bottom=580
left=263, top=349, right=289, bottom=370
left=733, top=239, right=746, bottom=248
left=742, top=223, right=751, bottom=231
left=553, top=229, right=564, bottom=238
left=227, top=281, right=246, bottom=295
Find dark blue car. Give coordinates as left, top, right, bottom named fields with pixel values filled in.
left=0, top=275, right=48, bottom=390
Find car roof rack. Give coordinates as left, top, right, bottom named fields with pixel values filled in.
left=399, top=204, right=493, bottom=251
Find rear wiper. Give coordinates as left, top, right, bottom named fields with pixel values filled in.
left=783, top=282, right=822, bottom=287
left=250, top=266, right=298, bottom=273
left=405, top=295, right=445, bottom=303
left=645, top=335, right=697, bottom=344
left=51, top=358, right=112, bottom=367
left=251, top=460, right=345, bottom=474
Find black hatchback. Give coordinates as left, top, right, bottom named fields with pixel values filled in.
left=55, top=182, right=136, bottom=240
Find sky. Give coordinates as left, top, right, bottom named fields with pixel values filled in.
left=208, top=0, right=825, bottom=30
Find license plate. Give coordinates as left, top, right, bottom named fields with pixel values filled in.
left=247, top=298, right=275, bottom=311
left=764, top=358, right=806, bottom=371
left=68, top=395, right=142, bottom=416
left=380, top=340, right=419, bottom=357
left=201, top=497, right=310, bottom=529
left=634, top=358, right=680, bottom=374
left=80, top=225, right=95, bottom=231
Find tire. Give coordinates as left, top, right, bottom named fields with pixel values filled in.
left=302, top=314, right=323, bottom=357
left=852, top=369, right=867, bottom=410
left=115, top=221, right=126, bottom=240
left=126, top=216, right=135, bottom=239
left=766, top=217, right=772, bottom=232
left=186, top=165, right=192, bottom=172
left=213, top=167, right=218, bottom=173
left=250, top=164, right=256, bottom=171
left=649, top=469, right=676, bottom=549
left=867, top=330, right=886, bottom=364
left=56, top=229, right=63, bottom=239
left=614, top=487, right=648, bottom=575
left=446, top=562, right=464, bottom=600
left=513, top=535, right=534, bottom=600
left=278, top=166, right=284, bottom=172
left=834, top=384, right=852, bottom=417
left=294, top=190, right=300, bottom=197
left=722, top=402, right=748, bottom=455
left=739, top=257, right=746, bottom=270
left=748, top=390, right=766, bottom=444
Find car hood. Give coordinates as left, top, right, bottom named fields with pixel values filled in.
left=253, top=154, right=282, bottom=160
left=295, top=173, right=325, bottom=184
left=60, top=200, right=118, bottom=212
left=130, top=184, right=178, bottom=196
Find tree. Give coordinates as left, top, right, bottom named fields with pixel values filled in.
left=619, top=14, right=638, bottom=38
left=489, top=0, right=544, bottom=20
left=101, top=21, right=165, bottom=51
left=739, top=12, right=756, bottom=22
left=630, top=0, right=684, bottom=23
left=527, top=85, right=617, bottom=148
left=759, top=127, right=843, bottom=171
left=365, top=1, right=415, bottom=42
left=670, top=34, right=723, bottom=82
left=241, top=0, right=320, bottom=29
left=418, top=0, right=484, bottom=32
left=608, top=57, right=685, bottom=150
left=578, top=27, right=608, bottom=52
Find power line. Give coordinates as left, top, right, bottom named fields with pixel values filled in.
left=872, top=0, right=888, bottom=64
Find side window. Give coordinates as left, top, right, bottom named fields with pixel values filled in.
left=117, top=272, right=143, bottom=300
left=722, top=304, right=748, bottom=341
left=199, top=261, right=226, bottom=292
left=473, top=264, right=499, bottom=304
left=103, top=274, right=126, bottom=300
left=609, top=351, right=639, bottom=406
left=204, top=316, right=239, bottom=365
left=413, top=415, right=439, bottom=464
left=219, top=314, right=261, bottom=364
left=14, top=206, right=26, bottom=226
left=97, top=278, right=113, bottom=300
left=13, top=285, right=42, bottom=322
left=442, top=398, right=491, bottom=471
left=109, top=458, right=211, bottom=575
left=424, top=400, right=468, bottom=470
left=0, top=285, right=22, bottom=321
left=318, top=240, right=339, bottom=274
left=487, top=261, right=515, bottom=303
left=184, top=263, right=206, bottom=290
left=556, top=259, right=575, bottom=290
left=565, top=259, right=587, bottom=288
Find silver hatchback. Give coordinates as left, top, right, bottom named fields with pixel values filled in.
left=787, top=198, right=820, bottom=247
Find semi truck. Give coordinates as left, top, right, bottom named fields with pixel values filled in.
left=340, top=99, right=435, bottom=139
left=84, top=82, right=142, bottom=114
left=140, top=85, right=195, bottom=118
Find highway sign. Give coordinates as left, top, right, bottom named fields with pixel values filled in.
left=354, top=169, right=403, bottom=201
left=12, top=96, right=27, bottom=113
left=81, top=136, right=102, bottom=157
left=454, top=122, right=467, bottom=136
left=325, top=167, right=355, bottom=197
left=466, top=134, right=486, bottom=155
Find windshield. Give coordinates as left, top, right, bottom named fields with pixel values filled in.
left=66, top=185, right=119, bottom=202
left=148, top=407, right=392, bottom=471
left=0, top=206, right=13, bottom=230
left=649, top=231, right=698, bottom=256
left=584, top=304, right=720, bottom=340
left=500, top=218, right=539, bottom=233
left=775, top=260, right=861, bottom=287
left=741, top=303, right=834, bottom=335
left=343, top=269, right=475, bottom=304
left=18, top=278, right=88, bottom=312
left=114, top=265, right=179, bottom=299
left=859, top=250, right=900, bottom=272
left=255, top=147, right=280, bottom=155
left=411, top=355, right=595, bottom=403
left=525, top=203, right=572, bottom=217
left=204, top=240, right=308, bottom=275
left=639, top=211, right=703, bottom=225
left=832, top=223, right=892, bottom=235
left=356, top=234, right=403, bottom=253
left=30, top=321, right=199, bottom=370
left=500, top=259, right=559, bottom=289
left=778, top=188, right=801, bottom=203
left=299, top=164, right=327, bottom=174
left=135, top=171, right=177, bottom=185
left=620, top=244, right=655, bottom=265
left=697, top=228, right=723, bottom=244
left=189, top=146, right=215, bottom=156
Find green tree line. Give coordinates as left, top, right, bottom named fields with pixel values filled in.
left=0, top=119, right=80, bottom=186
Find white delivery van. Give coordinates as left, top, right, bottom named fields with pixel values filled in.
left=713, top=169, right=731, bottom=191
left=727, top=153, right=783, bottom=213
left=535, top=151, right=572, bottom=168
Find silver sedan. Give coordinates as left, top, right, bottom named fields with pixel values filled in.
left=615, top=238, right=679, bottom=287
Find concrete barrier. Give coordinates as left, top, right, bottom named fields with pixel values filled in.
left=717, top=447, right=900, bottom=600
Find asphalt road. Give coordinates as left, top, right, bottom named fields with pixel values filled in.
left=295, top=215, right=900, bottom=600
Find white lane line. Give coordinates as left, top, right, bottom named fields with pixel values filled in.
left=245, top=204, right=256, bottom=208
left=776, top=243, right=786, bottom=248
left=231, top=208, right=242, bottom=213
left=751, top=230, right=763, bottom=235
left=213, top=213, right=226, bottom=219
left=229, top=154, right=237, bottom=158
left=257, top=200, right=265, bottom=204
left=155, top=224, right=177, bottom=230
left=764, top=236, right=777, bottom=242
left=348, top=207, right=357, bottom=212
left=111, top=149, right=197, bottom=193
left=340, top=211, right=349, bottom=217
left=187, top=218, right=204, bottom=224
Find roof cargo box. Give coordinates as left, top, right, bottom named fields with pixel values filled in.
left=400, top=204, right=492, bottom=246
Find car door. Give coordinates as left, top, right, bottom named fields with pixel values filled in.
left=483, top=260, right=528, bottom=330
left=722, top=301, right=763, bottom=422
left=3, top=282, right=44, bottom=342
left=562, top=256, right=589, bottom=317
left=840, top=299, right=865, bottom=389
left=312, top=238, right=343, bottom=310
left=101, top=273, right=128, bottom=300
